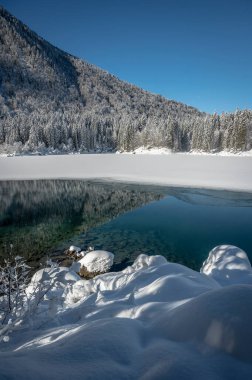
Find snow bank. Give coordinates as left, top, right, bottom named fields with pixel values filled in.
left=116, top=147, right=252, bottom=156
left=25, top=267, right=80, bottom=304
left=1, top=153, right=252, bottom=192
left=185, top=149, right=252, bottom=156
left=117, top=146, right=173, bottom=154
left=0, top=246, right=252, bottom=379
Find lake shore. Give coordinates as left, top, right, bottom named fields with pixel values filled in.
left=1, top=153, right=252, bottom=192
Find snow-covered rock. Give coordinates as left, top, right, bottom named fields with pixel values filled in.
left=201, top=245, right=252, bottom=285
left=77, top=250, right=114, bottom=273
left=68, top=245, right=81, bottom=253
left=65, top=245, right=83, bottom=260
left=26, top=267, right=80, bottom=297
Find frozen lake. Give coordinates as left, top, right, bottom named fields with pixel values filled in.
left=1, top=179, right=252, bottom=270
left=1, top=153, right=252, bottom=191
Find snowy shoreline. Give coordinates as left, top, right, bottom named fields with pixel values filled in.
left=1, top=246, right=252, bottom=379
left=1, top=153, right=252, bottom=192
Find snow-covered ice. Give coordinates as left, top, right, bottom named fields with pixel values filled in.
left=1, top=153, right=252, bottom=191
left=0, top=246, right=252, bottom=379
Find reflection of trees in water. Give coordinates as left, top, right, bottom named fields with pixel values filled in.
left=0, top=180, right=162, bottom=264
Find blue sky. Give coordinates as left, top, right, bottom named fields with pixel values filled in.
left=1, top=0, right=252, bottom=113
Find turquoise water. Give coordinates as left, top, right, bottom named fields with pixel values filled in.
left=1, top=180, right=252, bottom=270
left=76, top=188, right=252, bottom=270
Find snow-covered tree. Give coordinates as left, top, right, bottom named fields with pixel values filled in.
left=0, top=245, right=59, bottom=342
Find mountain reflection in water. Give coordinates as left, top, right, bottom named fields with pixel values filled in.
left=1, top=180, right=252, bottom=270
left=0, top=180, right=162, bottom=265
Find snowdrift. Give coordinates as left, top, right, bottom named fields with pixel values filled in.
left=0, top=245, right=252, bottom=379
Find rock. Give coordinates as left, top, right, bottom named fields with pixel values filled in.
left=65, top=245, right=82, bottom=260
left=69, top=245, right=81, bottom=253
left=78, top=250, right=114, bottom=275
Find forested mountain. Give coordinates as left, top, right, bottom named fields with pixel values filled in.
left=0, top=6, right=251, bottom=154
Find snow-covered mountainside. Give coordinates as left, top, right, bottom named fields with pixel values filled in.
left=0, top=245, right=252, bottom=379
left=1, top=6, right=252, bottom=155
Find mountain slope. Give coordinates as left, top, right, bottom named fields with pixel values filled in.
left=0, top=6, right=251, bottom=154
